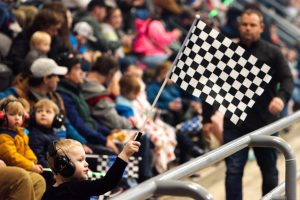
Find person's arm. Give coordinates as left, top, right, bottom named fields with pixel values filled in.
left=273, top=47, right=294, bottom=103
left=65, top=119, right=88, bottom=144
left=64, top=157, right=127, bottom=198
left=61, top=134, right=140, bottom=197
left=61, top=93, right=107, bottom=145
left=268, top=46, right=294, bottom=115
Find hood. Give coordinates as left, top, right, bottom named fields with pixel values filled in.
left=81, top=78, right=107, bottom=99
left=135, top=18, right=152, bottom=34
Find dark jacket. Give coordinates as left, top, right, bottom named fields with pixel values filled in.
left=29, top=125, right=58, bottom=167
left=203, top=39, right=294, bottom=132
left=57, top=80, right=109, bottom=145
left=42, top=157, right=127, bottom=200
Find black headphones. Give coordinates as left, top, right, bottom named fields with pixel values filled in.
left=48, top=140, right=76, bottom=178
left=29, top=110, right=64, bottom=128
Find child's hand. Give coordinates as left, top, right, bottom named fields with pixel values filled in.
left=0, top=160, right=6, bottom=167
left=32, top=163, right=43, bottom=173
left=118, top=132, right=141, bottom=162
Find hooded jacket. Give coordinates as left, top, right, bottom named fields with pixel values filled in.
left=133, top=19, right=179, bottom=56
left=0, top=127, right=37, bottom=170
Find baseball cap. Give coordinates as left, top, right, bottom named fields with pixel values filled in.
left=74, top=22, right=97, bottom=42
left=30, top=58, right=68, bottom=77
left=87, top=0, right=106, bottom=11
left=55, top=52, right=81, bottom=71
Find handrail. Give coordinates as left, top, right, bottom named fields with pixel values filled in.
left=111, top=111, right=300, bottom=200
left=262, top=171, right=300, bottom=200
left=249, top=136, right=297, bottom=200
left=155, top=180, right=214, bottom=200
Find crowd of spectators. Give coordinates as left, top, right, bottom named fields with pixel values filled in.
left=0, top=0, right=299, bottom=199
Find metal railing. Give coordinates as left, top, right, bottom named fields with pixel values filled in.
left=262, top=171, right=300, bottom=200
left=111, top=111, right=300, bottom=200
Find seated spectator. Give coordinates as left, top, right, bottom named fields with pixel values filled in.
left=81, top=55, right=153, bottom=181
left=12, top=5, right=38, bottom=31
left=25, top=31, right=52, bottom=70
left=7, top=9, right=66, bottom=75
left=29, top=99, right=62, bottom=167
left=146, top=61, right=202, bottom=126
left=42, top=136, right=140, bottom=200
left=102, top=6, right=134, bottom=59
left=0, top=58, right=93, bottom=154
left=118, top=70, right=177, bottom=172
left=132, top=12, right=182, bottom=68
left=82, top=54, right=136, bottom=129
left=0, top=97, right=42, bottom=173
left=0, top=159, right=46, bottom=200
left=55, top=53, right=119, bottom=155
left=115, top=75, right=141, bottom=118
left=70, top=21, right=97, bottom=71
left=77, top=0, right=122, bottom=52
left=0, top=1, right=20, bottom=38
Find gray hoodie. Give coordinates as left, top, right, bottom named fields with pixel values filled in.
left=81, top=78, right=133, bottom=129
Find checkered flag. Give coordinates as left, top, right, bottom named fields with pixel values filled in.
left=97, top=155, right=141, bottom=179
left=170, top=17, right=272, bottom=124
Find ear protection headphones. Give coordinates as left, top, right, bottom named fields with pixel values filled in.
left=29, top=110, right=64, bottom=128
left=48, top=140, right=75, bottom=178
left=0, top=99, right=29, bottom=124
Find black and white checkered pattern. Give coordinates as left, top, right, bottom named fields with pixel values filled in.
left=97, top=155, right=141, bottom=179
left=170, top=19, right=272, bottom=125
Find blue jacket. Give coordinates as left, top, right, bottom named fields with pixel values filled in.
left=57, top=80, right=110, bottom=145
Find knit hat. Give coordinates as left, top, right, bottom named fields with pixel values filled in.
left=74, top=22, right=97, bottom=42
left=30, top=58, right=68, bottom=77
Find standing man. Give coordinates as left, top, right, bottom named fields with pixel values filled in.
left=203, top=9, right=293, bottom=200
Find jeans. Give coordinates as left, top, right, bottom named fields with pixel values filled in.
left=136, top=134, right=153, bottom=182
left=223, top=128, right=278, bottom=200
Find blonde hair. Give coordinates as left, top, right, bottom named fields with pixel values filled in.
left=34, top=99, right=59, bottom=115
left=47, top=139, right=82, bottom=170
left=0, top=96, right=29, bottom=116
left=30, top=31, right=52, bottom=49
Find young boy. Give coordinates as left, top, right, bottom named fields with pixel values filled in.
left=42, top=134, right=140, bottom=200
left=0, top=97, right=43, bottom=173
left=29, top=99, right=61, bottom=167
left=115, top=75, right=141, bottom=118
left=25, top=31, right=52, bottom=69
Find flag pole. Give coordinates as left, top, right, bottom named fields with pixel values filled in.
left=139, top=15, right=201, bottom=133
